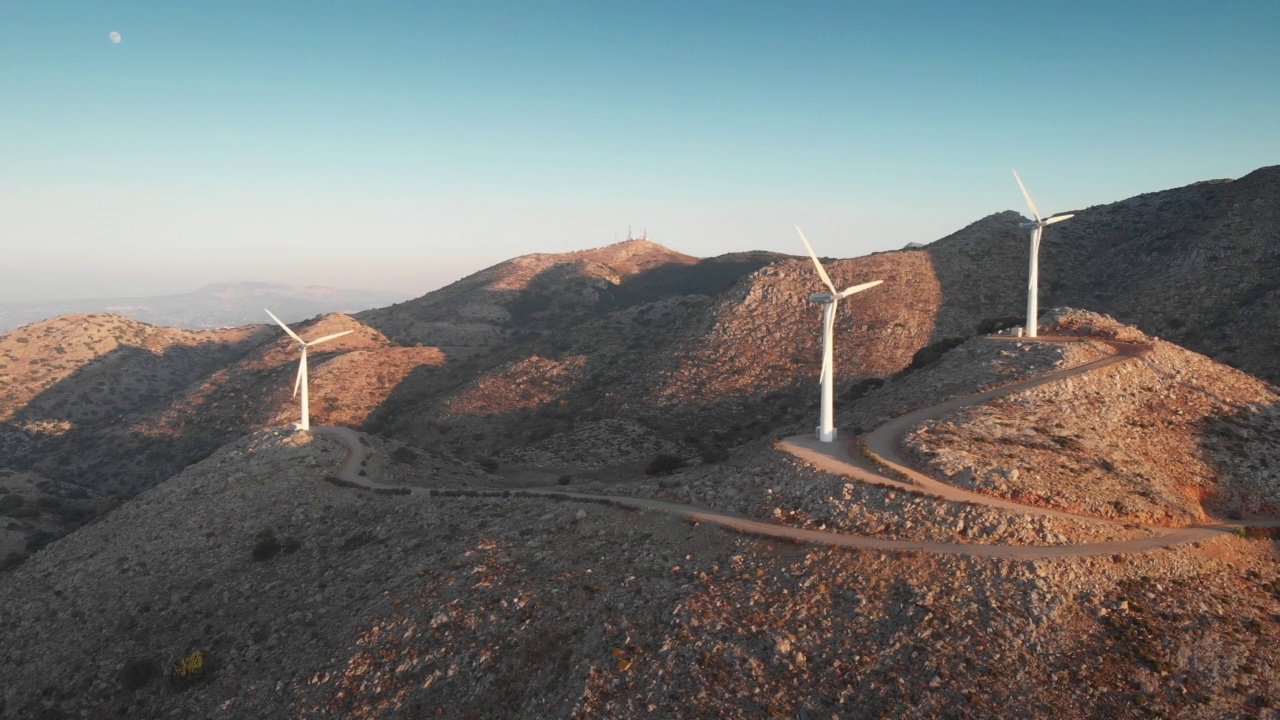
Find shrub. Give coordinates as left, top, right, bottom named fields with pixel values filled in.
left=171, top=649, right=206, bottom=687
left=699, top=447, right=731, bottom=464
left=1, top=552, right=26, bottom=572
left=120, top=657, right=159, bottom=691
left=390, top=446, right=419, bottom=465
left=478, top=457, right=500, bottom=473
left=35, top=496, right=62, bottom=510
left=252, top=529, right=281, bottom=561
left=976, top=316, right=1024, bottom=335
left=0, top=494, right=24, bottom=515
left=557, top=474, right=572, bottom=486
left=25, top=531, right=57, bottom=553
left=646, top=453, right=686, bottom=476
left=905, top=336, right=966, bottom=372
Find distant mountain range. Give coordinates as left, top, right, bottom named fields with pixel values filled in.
left=0, top=281, right=409, bottom=333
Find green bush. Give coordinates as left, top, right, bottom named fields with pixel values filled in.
left=171, top=649, right=207, bottom=688
left=478, top=457, right=500, bottom=473
left=557, top=474, right=572, bottom=486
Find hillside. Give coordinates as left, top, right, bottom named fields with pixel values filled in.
left=0, top=281, right=407, bottom=332
left=901, top=310, right=1280, bottom=526
left=0, top=313, right=447, bottom=496
left=0, top=467, right=110, bottom=571
left=2, top=405, right=1279, bottom=717
left=0, top=314, right=260, bottom=424
left=356, top=239, right=786, bottom=352
left=374, top=226, right=1030, bottom=464
left=1028, top=165, right=1280, bottom=382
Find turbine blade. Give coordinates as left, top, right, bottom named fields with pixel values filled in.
left=1044, top=213, right=1074, bottom=225
left=1012, top=169, right=1042, bottom=223
left=265, top=309, right=304, bottom=345
left=293, top=355, right=304, bottom=398
left=838, top=279, right=884, bottom=298
left=796, top=226, right=837, bottom=294
left=305, top=330, right=354, bottom=347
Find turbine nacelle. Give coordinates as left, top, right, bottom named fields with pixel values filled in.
left=809, top=292, right=834, bottom=304
left=1019, top=214, right=1074, bottom=230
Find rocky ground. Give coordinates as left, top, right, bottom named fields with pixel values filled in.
left=604, top=440, right=1159, bottom=548
left=1, top=430, right=1279, bottom=719
left=496, top=419, right=690, bottom=471
left=0, top=468, right=110, bottom=570
left=902, top=311, right=1280, bottom=525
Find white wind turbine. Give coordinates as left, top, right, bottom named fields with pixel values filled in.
left=797, top=227, right=883, bottom=443
left=1013, top=169, right=1074, bottom=338
left=265, top=309, right=353, bottom=432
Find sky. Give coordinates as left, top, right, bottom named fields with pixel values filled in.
left=2, top=1, right=1278, bottom=302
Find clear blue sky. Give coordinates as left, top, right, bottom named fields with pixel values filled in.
left=2, top=1, right=1277, bottom=302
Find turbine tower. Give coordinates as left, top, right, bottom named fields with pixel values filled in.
left=1012, top=170, right=1074, bottom=338
left=265, top=309, right=353, bottom=432
left=797, top=227, right=883, bottom=443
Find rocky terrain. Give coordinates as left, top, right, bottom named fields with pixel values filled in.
left=2, top=422, right=1278, bottom=719
left=1028, top=165, right=1280, bottom=383
left=0, top=467, right=110, bottom=571
left=0, top=313, right=446, bottom=499
left=904, top=311, right=1280, bottom=526
left=356, top=238, right=784, bottom=352
left=0, top=313, right=260, bottom=424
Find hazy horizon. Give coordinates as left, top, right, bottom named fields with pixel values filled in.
left=4, top=1, right=1277, bottom=303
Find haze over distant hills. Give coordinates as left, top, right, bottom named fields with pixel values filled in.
left=0, top=281, right=409, bottom=333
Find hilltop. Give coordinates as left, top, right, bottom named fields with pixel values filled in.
left=356, top=238, right=786, bottom=352
left=0, top=313, right=445, bottom=497
left=1026, top=165, right=1280, bottom=382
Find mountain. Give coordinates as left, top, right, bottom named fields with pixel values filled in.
left=364, top=166, right=1280, bottom=467
left=356, top=239, right=787, bottom=353
left=2, top=312, right=1278, bottom=718
left=0, top=281, right=409, bottom=333
left=0, top=313, right=446, bottom=497
left=1030, top=165, right=1280, bottom=383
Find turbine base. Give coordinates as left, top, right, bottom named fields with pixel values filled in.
left=816, top=426, right=838, bottom=443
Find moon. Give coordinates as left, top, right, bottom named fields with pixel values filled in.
left=108, top=31, right=121, bottom=44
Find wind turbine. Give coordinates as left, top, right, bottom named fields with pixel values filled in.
left=796, top=227, right=883, bottom=443
left=265, top=309, right=353, bottom=432
left=1012, top=170, right=1074, bottom=338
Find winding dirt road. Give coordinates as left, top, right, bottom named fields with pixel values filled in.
left=313, top=336, right=1256, bottom=558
